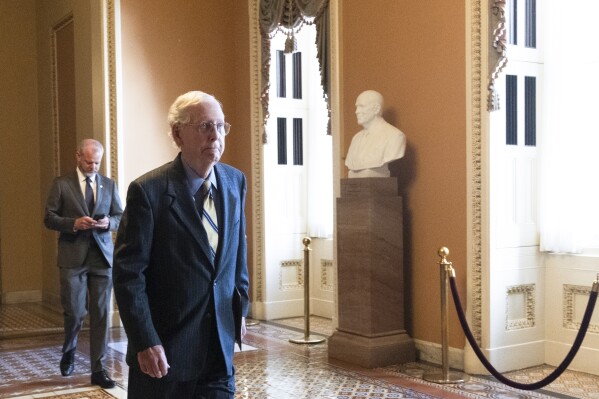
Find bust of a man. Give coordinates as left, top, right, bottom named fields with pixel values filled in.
left=345, top=90, right=406, bottom=178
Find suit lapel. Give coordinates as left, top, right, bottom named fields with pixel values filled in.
left=68, top=172, right=88, bottom=215
left=166, top=157, right=215, bottom=267
left=214, top=164, right=232, bottom=261
left=94, top=175, right=105, bottom=216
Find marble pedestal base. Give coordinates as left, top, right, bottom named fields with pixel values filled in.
left=328, top=330, right=415, bottom=368
left=328, top=178, right=415, bottom=368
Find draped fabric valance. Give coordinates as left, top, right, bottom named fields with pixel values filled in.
left=488, top=0, right=508, bottom=111
left=259, top=0, right=330, bottom=142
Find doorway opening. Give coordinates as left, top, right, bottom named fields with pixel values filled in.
left=262, top=24, right=334, bottom=320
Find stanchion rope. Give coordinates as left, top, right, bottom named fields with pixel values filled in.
left=449, top=276, right=597, bottom=390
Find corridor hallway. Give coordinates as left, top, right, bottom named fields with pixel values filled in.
left=1, top=303, right=597, bottom=398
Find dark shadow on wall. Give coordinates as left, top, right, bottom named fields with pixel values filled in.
left=389, top=143, right=417, bottom=337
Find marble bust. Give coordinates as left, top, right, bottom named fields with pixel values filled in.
left=345, top=90, right=406, bottom=178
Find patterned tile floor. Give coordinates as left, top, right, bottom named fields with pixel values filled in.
left=1, top=304, right=598, bottom=398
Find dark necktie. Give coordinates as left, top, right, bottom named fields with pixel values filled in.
left=85, top=177, right=95, bottom=213
left=195, top=180, right=219, bottom=259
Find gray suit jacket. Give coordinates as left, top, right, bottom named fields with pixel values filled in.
left=113, top=154, right=250, bottom=381
left=44, top=170, right=123, bottom=267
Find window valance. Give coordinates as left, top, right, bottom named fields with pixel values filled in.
left=488, top=0, right=507, bottom=111
left=259, top=0, right=330, bottom=142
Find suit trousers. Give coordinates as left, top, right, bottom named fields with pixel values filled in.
left=127, top=308, right=235, bottom=399
left=59, top=241, right=112, bottom=373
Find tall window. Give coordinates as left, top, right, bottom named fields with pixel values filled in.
left=493, top=1, right=599, bottom=253
left=266, top=24, right=333, bottom=239
left=537, top=1, right=599, bottom=253
left=489, top=0, right=540, bottom=250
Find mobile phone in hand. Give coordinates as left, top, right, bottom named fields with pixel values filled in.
left=93, top=214, right=106, bottom=221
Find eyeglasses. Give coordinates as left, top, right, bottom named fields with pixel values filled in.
left=185, top=121, right=231, bottom=136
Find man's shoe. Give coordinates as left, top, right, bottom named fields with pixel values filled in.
left=91, top=370, right=116, bottom=389
left=59, top=349, right=75, bottom=376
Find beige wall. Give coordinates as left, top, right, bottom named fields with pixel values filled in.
left=0, top=0, right=112, bottom=303
left=340, top=1, right=468, bottom=347
left=1, top=0, right=467, bottom=350
left=36, top=0, right=103, bottom=305
left=0, top=0, right=254, bottom=302
left=0, top=0, right=42, bottom=302
left=119, top=0, right=255, bottom=285
left=119, top=0, right=252, bottom=188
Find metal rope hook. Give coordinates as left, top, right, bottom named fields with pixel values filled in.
left=423, top=247, right=469, bottom=383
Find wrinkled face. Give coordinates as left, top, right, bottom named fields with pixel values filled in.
left=355, top=93, right=378, bottom=127
left=76, top=148, right=103, bottom=177
left=173, top=100, right=226, bottom=169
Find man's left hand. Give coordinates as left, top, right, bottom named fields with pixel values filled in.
left=94, top=216, right=109, bottom=229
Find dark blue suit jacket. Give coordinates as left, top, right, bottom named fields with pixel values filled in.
left=113, top=154, right=250, bottom=381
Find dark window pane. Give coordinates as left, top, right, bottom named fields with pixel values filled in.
left=276, top=51, right=286, bottom=98
left=525, top=76, right=536, bottom=146
left=292, top=52, right=302, bottom=99
left=293, top=118, right=303, bottom=165
left=525, top=0, right=536, bottom=48
left=277, top=117, right=287, bottom=164
left=506, top=74, right=518, bottom=145
left=509, top=0, right=518, bottom=45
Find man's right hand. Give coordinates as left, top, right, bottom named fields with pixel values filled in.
left=73, top=216, right=98, bottom=231
left=137, top=345, right=170, bottom=379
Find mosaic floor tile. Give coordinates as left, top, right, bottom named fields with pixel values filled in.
left=1, top=304, right=597, bottom=399
left=0, top=303, right=63, bottom=338
left=270, top=315, right=335, bottom=337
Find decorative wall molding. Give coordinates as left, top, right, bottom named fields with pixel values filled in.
left=563, top=284, right=599, bottom=333
left=105, top=0, right=118, bottom=182
left=50, top=14, right=74, bottom=176
left=320, top=258, right=333, bottom=292
left=279, top=259, right=303, bottom=290
left=249, top=0, right=265, bottom=303
left=505, top=284, right=535, bottom=330
left=469, top=0, right=484, bottom=345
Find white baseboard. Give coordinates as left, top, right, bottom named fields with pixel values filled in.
left=250, top=298, right=333, bottom=320
left=416, top=339, right=549, bottom=374
left=546, top=340, right=599, bottom=375
left=414, top=339, right=465, bottom=370
left=2, top=290, right=42, bottom=304
left=485, top=340, right=545, bottom=372
left=310, top=298, right=334, bottom=318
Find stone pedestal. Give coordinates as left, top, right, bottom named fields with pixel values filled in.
left=328, top=178, right=415, bottom=368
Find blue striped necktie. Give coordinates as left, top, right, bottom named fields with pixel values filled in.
left=198, top=180, right=219, bottom=259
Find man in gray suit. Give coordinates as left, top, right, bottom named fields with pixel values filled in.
left=114, top=91, right=249, bottom=398
left=44, top=138, right=123, bottom=388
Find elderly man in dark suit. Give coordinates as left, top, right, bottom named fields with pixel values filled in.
left=113, top=91, right=250, bottom=398
left=44, top=138, right=123, bottom=388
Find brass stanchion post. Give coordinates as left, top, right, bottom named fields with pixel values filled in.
left=289, top=237, right=326, bottom=344
left=423, top=247, right=468, bottom=383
